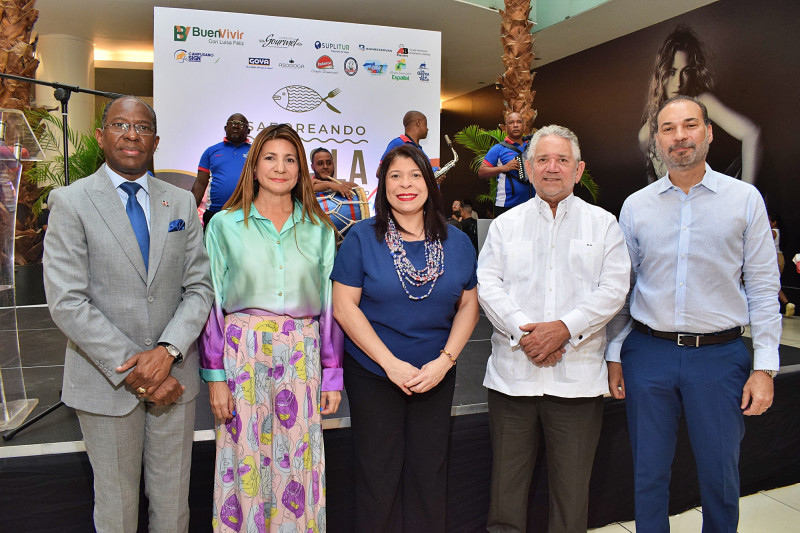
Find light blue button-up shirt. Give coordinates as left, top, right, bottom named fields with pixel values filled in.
left=606, top=164, right=781, bottom=371
left=104, top=163, right=151, bottom=230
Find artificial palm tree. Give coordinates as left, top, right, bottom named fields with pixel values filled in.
left=498, top=0, right=537, bottom=133
left=0, top=0, right=40, bottom=264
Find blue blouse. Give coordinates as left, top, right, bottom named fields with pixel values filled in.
left=330, top=218, right=477, bottom=376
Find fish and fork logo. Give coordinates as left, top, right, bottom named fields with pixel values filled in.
left=272, top=86, right=342, bottom=114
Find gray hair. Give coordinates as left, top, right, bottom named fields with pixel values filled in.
left=526, top=125, right=581, bottom=162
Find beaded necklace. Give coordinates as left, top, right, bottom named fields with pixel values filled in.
left=384, top=218, right=444, bottom=300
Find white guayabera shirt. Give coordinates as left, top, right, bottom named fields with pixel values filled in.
left=478, top=193, right=631, bottom=398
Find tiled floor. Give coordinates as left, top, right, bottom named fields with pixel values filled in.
left=590, top=483, right=800, bottom=532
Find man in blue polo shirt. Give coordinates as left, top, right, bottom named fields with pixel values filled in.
left=380, top=110, right=440, bottom=175
left=478, top=112, right=534, bottom=216
left=192, top=113, right=251, bottom=227
left=380, top=110, right=430, bottom=161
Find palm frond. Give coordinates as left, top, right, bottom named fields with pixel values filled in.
left=22, top=110, right=104, bottom=214
left=454, top=126, right=506, bottom=172
left=579, top=167, right=600, bottom=203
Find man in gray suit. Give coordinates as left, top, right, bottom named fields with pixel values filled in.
left=43, top=96, right=213, bottom=532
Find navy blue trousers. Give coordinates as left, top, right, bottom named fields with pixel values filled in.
left=622, top=328, right=750, bottom=533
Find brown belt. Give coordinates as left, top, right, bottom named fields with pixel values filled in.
left=633, top=320, right=742, bottom=347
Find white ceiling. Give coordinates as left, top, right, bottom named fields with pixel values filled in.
left=34, top=0, right=716, bottom=101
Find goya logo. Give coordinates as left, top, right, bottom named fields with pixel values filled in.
left=247, top=57, right=272, bottom=70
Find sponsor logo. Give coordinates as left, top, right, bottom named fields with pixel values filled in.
left=174, top=49, right=215, bottom=63
left=247, top=57, right=272, bottom=70
left=173, top=25, right=244, bottom=45
left=260, top=34, right=302, bottom=48
left=391, top=73, right=410, bottom=81
left=272, top=86, right=342, bottom=114
left=394, top=59, right=407, bottom=71
left=363, top=60, right=387, bottom=75
left=344, top=57, right=358, bottom=76
left=409, top=47, right=431, bottom=57
left=314, top=41, right=350, bottom=54
left=278, top=58, right=305, bottom=69
left=358, top=43, right=392, bottom=53
left=316, top=55, right=334, bottom=69
left=417, top=62, right=429, bottom=82
left=396, top=45, right=409, bottom=56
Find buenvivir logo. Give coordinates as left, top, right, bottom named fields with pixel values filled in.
left=174, top=26, right=190, bottom=41
left=173, top=25, right=244, bottom=45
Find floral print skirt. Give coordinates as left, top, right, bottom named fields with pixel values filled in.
left=213, top=312, right=326, bottom=532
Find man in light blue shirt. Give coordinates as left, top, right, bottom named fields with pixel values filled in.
left=606, top=95, right=780, bottom=533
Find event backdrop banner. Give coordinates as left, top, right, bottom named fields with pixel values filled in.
left=153, top=7, right=441, bottom=203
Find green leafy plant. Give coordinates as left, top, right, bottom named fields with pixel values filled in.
left=454, top=124, right=600, bottom=204
left=23, top=109, right=104, bottom=214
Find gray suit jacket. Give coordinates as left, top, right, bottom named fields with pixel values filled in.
left=43, top=168, right=213, bottom=416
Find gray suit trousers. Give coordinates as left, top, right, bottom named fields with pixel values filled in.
left=77, top=399, right=196, bottom=533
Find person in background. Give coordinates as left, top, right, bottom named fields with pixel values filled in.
left=462, top=198, right=479, bottom=220
left=478, top=112, right=534, bottom=216
left=201, top=124, right=342, bottom=532
left=450, top=199, right=463, bottom=223
left=310, top=146, right=360, bottom=199
left=193, top=113, right=251, bottom=227
left=332, top=144, right=479, bottom=532
left=769, top=212, right=794, bottom=317
left=459, top=201, right=478, bottom=254
left=380, top=110, right=440, bottom=176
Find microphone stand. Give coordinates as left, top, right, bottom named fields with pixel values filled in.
left=1, top=74, right=121, bottom=441
left=0, top=72, right=123, bottom=184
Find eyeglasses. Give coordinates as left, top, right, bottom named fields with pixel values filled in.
left=227, top=120, right=248, bottom=128
left=104, top=122, right=156, bottom=136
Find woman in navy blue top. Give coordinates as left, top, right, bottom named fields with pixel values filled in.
left=331, top=144, right=479, bottom=532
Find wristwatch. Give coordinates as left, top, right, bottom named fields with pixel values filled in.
left=158, top=342, right=183, bottom=365
left=755, top=369, right=777, bottom=378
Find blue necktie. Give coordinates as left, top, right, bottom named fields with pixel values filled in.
left=119, top=181, right=149, bottom=270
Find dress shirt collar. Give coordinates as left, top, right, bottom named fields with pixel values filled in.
left=657, top=163, right=717, bottom=195
left=234, top=201, right=304, bottom=231
left=104, top=163, right=150, bottom=194
left=532, top=192, right=575, bottom=219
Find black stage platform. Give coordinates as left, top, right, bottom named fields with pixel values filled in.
left=2, top=306, right=800, bottom=532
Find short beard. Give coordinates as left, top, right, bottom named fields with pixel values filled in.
left=657, top=138, right=710, bottom=170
